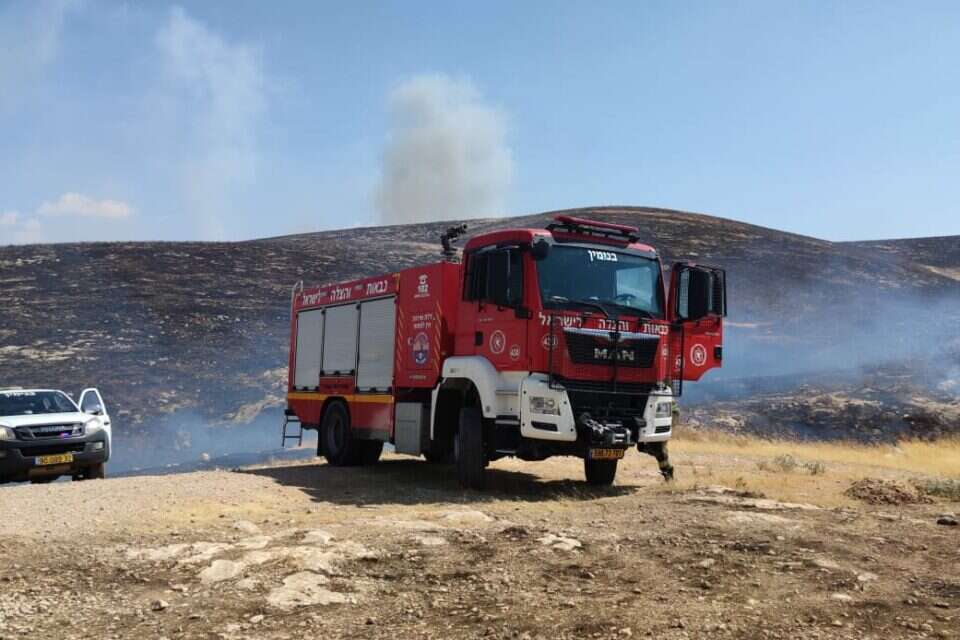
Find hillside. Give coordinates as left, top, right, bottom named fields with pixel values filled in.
left=2, top=206, right=959, bottom=466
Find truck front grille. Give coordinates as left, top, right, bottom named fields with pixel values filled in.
left=556, top=377, right=652, bottom=395
left=22, top=443, right=86, bottom=456
left=18, top=424, right=82, bottom=439
left=563, top=330, right=658, bottom=368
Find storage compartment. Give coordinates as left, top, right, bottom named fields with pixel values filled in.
left=322, top=304, right=359, bottom=375
left=293, top=309, right=323, bottom=388
left=357, top=297, right=396, bottom=391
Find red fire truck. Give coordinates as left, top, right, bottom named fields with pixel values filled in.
left=286, top=215, right=726, bottom=488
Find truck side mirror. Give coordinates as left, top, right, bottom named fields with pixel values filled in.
left=675, top=265, right=726, bottom=321
left=531, top=238, right=550, bottom=261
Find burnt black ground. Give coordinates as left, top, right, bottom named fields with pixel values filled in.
left=2, top=206, right=959, bottom=463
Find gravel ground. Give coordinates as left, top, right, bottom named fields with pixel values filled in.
left=1, top=450, right=958, bottom=640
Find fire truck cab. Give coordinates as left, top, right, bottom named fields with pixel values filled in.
left=286, top=215, right=725, bottom=489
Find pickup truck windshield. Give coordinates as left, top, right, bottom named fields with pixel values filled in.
left=0, top=391, right=77, bottom=416
left=537, top=246, right=663, bottom=318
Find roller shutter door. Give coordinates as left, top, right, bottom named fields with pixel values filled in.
left=357, top=297, right=396, bottom=391
left=322, top=304, right=359, bottom=375
left=293, top=309, right=323, bottom=389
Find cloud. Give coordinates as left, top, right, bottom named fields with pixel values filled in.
left=1, top=192, right=133, bottom=245
left=155, top=6, right=266, bottom=240
left=375, top=74, right=513, bottom=225
left=0, top=211, right=43, bottom=245
left=37, top=192, right=133, bottom=219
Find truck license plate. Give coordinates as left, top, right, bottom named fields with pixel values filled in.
left=36, top=453, right=74, bottom=466
left=588, top=448, right=625, bottom=460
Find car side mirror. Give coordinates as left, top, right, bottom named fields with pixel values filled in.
left=86, top=404, right=103, bottom=416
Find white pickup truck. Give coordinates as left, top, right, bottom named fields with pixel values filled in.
left=0, top=388, right=112, bottom=484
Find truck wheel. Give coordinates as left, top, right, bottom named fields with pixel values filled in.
left=359, top=441, right=383, bottom=465
left=322, top=402, right=362, bottom=466
left=423, top=448, right=450, bottom=464
left=584, top=458, right=618, bottom=486
left=455, top=407, right=487, bottom=490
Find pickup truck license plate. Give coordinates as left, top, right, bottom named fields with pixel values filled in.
left=36, top=453, right=74, bottom=466
left=588, top=448, right=625, bottom=460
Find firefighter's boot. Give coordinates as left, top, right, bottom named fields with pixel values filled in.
left=638, top=441, right=674, bottom=482
left=653, top=442, right=674, bottom=481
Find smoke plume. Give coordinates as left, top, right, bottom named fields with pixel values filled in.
left=155, top=6, right=266, bottom=240
left=376, top=74, right=513, bottom=225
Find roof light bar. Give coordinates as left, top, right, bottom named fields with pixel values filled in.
left=546, top=215, right=641, bottom=243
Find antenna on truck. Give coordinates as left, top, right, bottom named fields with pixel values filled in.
left=440, top=224, right=468, bottom=262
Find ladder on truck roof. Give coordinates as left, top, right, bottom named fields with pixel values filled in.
left=280, top=408, right=303, bottom=448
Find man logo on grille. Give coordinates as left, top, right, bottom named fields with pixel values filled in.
left=594, top=348, right=635, bottom=362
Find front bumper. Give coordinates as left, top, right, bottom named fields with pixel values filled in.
left=518, top=374, right=673, bottom=444
left=0, top=431, right=109, bottom=483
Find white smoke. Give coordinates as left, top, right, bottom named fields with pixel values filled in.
left=155, top=6, right=266, bottom=240
left=375, top=74, right=513, bottom=225
left=0, top=0, right=79, bottom=112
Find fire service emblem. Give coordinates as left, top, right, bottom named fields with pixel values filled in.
left=489, top=330, right=506, bottom=355
left=690, top=344, right=708, bottom=367
left=412, top=332, right=430, bottom=365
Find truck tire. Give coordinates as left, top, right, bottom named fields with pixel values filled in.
left=455, top=407, right=487, bottom=490
left=359, top=440, right=383, bottom=465
left=322, top=402, right=363, bottom=466
left=584, top=458, right=617, bottom=486
left=423, top=448, right=450, bottom=464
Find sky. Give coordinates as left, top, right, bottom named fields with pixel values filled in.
left=1, top=0, right=958, bottom=245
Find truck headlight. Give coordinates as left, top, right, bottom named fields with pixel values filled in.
left=84, top=418, right=103, bottom=434
left=529, top=396, right=560, bottom=416
left=655, top=401, right=674, bottom=418
left=0, top=426, right=14, bottom=440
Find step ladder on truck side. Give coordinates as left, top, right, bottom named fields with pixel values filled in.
left=280, top=407, right=303, bottom=448
left=282, top=279, right=305, bottom=449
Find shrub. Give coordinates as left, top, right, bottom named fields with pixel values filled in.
left=758, top=454, right=825, bottom=475
left=914, top=478, right=960, bottom=501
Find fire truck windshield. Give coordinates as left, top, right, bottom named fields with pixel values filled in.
left=537, top=246, right=663, bottom=318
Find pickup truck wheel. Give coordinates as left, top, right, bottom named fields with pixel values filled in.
left=85, top=462, right=106, bottom=480
left=455, top=407, right=487, bottom=490
left=584, top=458, right=618, bottom=486
left=322, top=402, right=362, bottom=466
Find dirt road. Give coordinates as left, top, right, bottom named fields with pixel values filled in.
left=1, top=448, right=957, bottom=639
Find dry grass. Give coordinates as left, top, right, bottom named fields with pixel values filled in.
left=673, top=428, right=960, bottom=478
left=662, top=429, right=960, bottom=508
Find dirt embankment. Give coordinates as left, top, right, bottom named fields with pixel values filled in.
left=1, top=443, right=957, bottom=640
